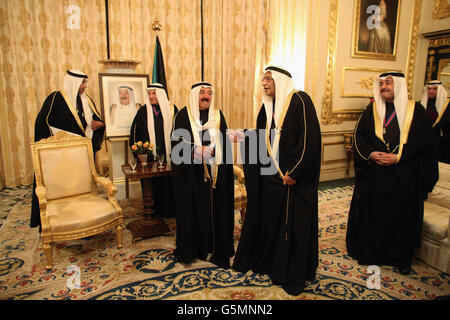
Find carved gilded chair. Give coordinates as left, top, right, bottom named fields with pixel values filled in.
left=233, top=165, right=247, bottom=223
left=31, top=131, right=123, bottom=269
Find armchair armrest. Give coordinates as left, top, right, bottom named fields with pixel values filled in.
left=35, top=186, right=48, bottom=212
left=233, top=165, right=245, bottom=185
left=92, top=172, right=117, bottom=197
left=35, top=185, right=51, bottom=234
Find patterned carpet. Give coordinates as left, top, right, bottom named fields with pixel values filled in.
left=0, top=183, right=448, bottom=300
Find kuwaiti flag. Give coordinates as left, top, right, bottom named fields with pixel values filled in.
left=152, top=35, right=168, bottom=98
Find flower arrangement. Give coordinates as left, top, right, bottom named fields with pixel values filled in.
left=131, top=141, right=154, bottom=154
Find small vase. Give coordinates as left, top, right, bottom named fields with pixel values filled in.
left=137, top=153, right=148, bottom=166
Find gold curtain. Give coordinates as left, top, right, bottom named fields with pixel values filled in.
left=0, top=0, right=270, bottom=188
left=266, top=0, right=310, bottom=90
left=108, top=0, right=268, bottom=130
left=107, top=0, right=202, bottom=109
left=0, top=0, right=106, bottom=188
left=203, top=0, right=269, bottom=130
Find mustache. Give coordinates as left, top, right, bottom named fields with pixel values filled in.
left=201, top=98, right=210, bottom=102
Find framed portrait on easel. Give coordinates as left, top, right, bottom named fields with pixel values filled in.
left=99, top=73, right=150, bottom=138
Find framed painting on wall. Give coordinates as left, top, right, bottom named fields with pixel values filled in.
left=352, top=0, right=401, bottom=61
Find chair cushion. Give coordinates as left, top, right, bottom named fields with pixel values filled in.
left=39, top=145, right=92, bottom=200
left=423, top=202, right=450, bottom=240
left=427, top=185, right=450, bottom=209
left=47, top=195, right=117, bottom=233
left=437, top=162, right=450, bottom=184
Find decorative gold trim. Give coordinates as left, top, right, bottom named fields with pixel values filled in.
left=265, top=90, right=297, bottom=179
left=98, top=59, right=141, bottom=69
left=428, top=37, right=450, bottom=48
left=321, top=141, right=348, bottom=165
left=353, top=113, right=370, bottom=161
left=351, top=0, right=401, bottom=61
left=34, top=131, right=87, bottom=144
left=432, top=0, right=450, bottom=19
left=395, top=100, right=416, bottom=162
left=321, top=0, right=422, bottom=124
left=59, top=90, right=86, bottom=135
left=320, top=165, right=354, bottom=174
left=433, top=98, right=450, bottom=127
left=405, top=0, right=422, bottom=99
left=30, top=131, right=123, bottom=268
left=340, top=67, right=403, bottom=98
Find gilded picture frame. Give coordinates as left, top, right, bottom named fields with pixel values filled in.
left=98, top=73, right=150, bottom=138
left=352, top=0, right=401, bottom=61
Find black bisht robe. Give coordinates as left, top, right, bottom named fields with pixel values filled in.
left=129, top=104, right=178, bottom=218
left=232, top=91, right=322, bottom=295
left=432, top=100, right=450, bottom=164
left=346, top=102, right=438, bottom=268
left=171, top=107, right=235, bottom=269
left=31, top=91, right=105, bottom=228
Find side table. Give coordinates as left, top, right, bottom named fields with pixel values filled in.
left=122, top=162, right=172, bottom=243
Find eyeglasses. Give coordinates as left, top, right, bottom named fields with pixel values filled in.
left=261, top=76, right=273, bottom=82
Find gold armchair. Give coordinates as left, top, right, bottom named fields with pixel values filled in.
left=31, top=131, right=123, bottom=269
left=233, top=165, right=247, bottom=223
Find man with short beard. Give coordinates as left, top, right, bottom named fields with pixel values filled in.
left=346, top=72, right=438, bottom=275
left=171, top=82, right=234, bottom=269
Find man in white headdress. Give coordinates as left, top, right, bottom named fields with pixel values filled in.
left=129, top=83, right=178, bottom=218
left=171, top=82, right=234, bottom=269
left=346, top=72, right=438, bottom=275
left=109, top=86, right=141, bottom=128
left=231, top=66, right=322, bottom=296
left=420, top=80, right=450, bottom=163
left=32, top=69, right=105, bottom=229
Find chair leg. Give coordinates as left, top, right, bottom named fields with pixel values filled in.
left=240, top=207, right=246, bottom=224
left=116, top=225, right=123, bottom=248
left=43, top=242, right=53, bottom=270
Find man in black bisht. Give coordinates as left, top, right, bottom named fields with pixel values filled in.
left=419, top=80, right=450, bottom=163
left=31, top=69, right=105, bottom=229
left=232, top=66, right=322, bottom=295
left=129, top=83, right=178, bottom=218
left=170, top=82, right=234, bottom=269
left=346, top=72, right=439, bottom=275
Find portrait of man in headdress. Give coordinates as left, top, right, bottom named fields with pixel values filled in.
left=99, top=74, right=149, bottom=138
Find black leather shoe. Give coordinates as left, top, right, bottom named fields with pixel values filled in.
left=398, top=266, right=413, bottom=275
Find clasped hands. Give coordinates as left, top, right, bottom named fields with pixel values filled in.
left=369, top=151, right=397, bottom=166
left=194, top=145, right=215, bottom=161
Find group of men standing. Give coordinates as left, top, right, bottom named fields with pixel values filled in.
left=32, top=66, right=448, bottom=295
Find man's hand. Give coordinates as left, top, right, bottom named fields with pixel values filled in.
left=227, top=130, right=245, bottom=143
left=194, top=146, right=214, bottom=161
left=92, top=120, right=104, bottom=130
left=370, top=151, right=397, bottom=166
left=283, top=173, right=296, bottom=186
